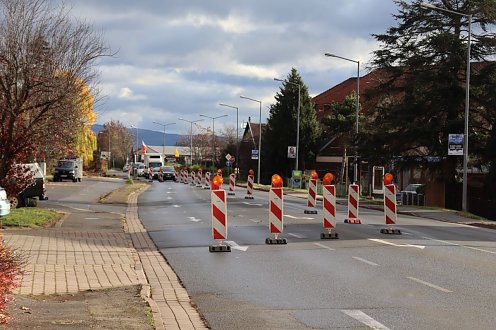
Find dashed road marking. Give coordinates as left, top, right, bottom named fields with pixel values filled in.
left=341, top=309, right=391, bottom=330
left=313, top=243, right=335, bottom=251
left=352, top=256, right=379, bottom=266
left=368, top=238, right=425, bottom=250
left=407, top=276, right=452, bottom=293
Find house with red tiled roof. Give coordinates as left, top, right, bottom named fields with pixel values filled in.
left=238, top=117, right=266, bottom=179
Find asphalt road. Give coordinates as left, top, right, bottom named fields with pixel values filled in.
left=136, top=180, right=496, bottom=330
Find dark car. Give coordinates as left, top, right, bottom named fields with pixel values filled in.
left=401, top=184, right=426, bottom=206
left=162, top=166, right=176, bottom=181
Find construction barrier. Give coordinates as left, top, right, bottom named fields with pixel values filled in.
left=204, top=172, right=211, bottom=189
left=381, top=174, right=401, bottom=235
left=228, top=173, right=236, bottom=195
left=209, top=176, right=230, bottom=252
left=345, top=184, right=361, bottom=224
left=245, top=173, right=254, bottom=199
left=196, top=169, right=203, bottom=187
left=321, top=184, right=339, bottom=239
left=266, top=174, right=287, bottom=244
left=190, top=171, right=196, bottom=185
left=304, top=173, right=318, bottom=214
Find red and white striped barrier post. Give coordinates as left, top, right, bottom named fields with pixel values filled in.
left=321, top=173, right=339, bottom=239
left=245, top=169, right=254, bottom=199
left=209, top=175, right=231, bottom=252
left=266, top=174, right=287, bottom=245
left=381, top=173, right=401, bottom=235
left=190, top=171, right=196, bottom=185
left=304, top=171, right=318, bottom=214
left=196, top=169, right=203, bottom=187
left=345, top=184, right=362, bottom=224
left=204, top=172, right=211, bottom=189
left=174, top=169, right=179, bottom=183
left=228, top=173, right=236, bottom=196
left=182, top=170, right=187, bottom=184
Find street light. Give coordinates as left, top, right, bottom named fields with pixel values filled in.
left=130, top=125, right=139, bottom=163
left=178, top=118, right=203, bottom=165
left=152, top=121, right=176, bottom=155
left=274, top=78, right=301, bottom=171
left=219, top=103, right=239, bottom=170
left=199, top=114, right=228, bottom=166
left=420, top=3, right=472, bottom=212
left=240, top=95, right=262, bottom=184
left=325, top=52, right=360, bottom=184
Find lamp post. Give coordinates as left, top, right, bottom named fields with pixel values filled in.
left=130, top=125, right=139, bottom=163
left=325, top=52, right=360, bottom=184
left=420, top=3, right=471, bottom=212
left=274, top=78, right=301, bottom=171
left=153, top=121, right=176, bottom=156
left=178, top=118, right=203, bottom=165
left=199, top=114, right=228, bottom=166
left=240, top=95, right=262, bottom=184
left=219, top=103, right=239, bottom=170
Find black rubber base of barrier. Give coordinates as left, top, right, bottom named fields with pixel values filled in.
left=344, top=219, right=362, bottom=224
left=209, top=245, right=231, bottom=252
left=265, top=238, right=287, bottom=245
left=380, top=228, right=402, bottom=235
left=228, top=192, right=235, bottom=195
left=204, top=187, right=210, bottom=189
left=304, top=210, right=318, bottom=214
left=321, top=232, right=339, bottom=239
left=244, top=196, right=254, bottom=199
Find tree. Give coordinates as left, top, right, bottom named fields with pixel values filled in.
left=321, top=92, right=363, bottom=183
left=72, top=84, right=97, bottom=167
left=263, top=68, right=321, bottom=181
left=97, top=120, right=133, bottom=168
left=219, top=124, right=237, bottom=166
left=0, top=0, right=110, bottom=196
left=361, top=0, right=496, bottom=185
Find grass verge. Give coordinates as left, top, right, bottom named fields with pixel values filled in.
left=1, top=208, right=62, bottom=228
left=99, top=182, right=148, bottom=204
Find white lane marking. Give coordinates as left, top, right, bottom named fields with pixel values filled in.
left=225, top=241, right=249, bottom=252
left=243, top=202, right=263, bottom=206
left=172, top=205, right=181, bottom=208
left=313, top=243, right=335, bottom=251
left=187, top=217, right=201, bottom=222
left=407, top=277, right=452, bottom=293
left=166, top=197, right=172, bottom=200
left=249, top=219, right=261, bottom=223
left=368, top=238, right=425, bottom=250
left=422, top=236, right=496, bottom=255
left=352, top=257, right=379, bottom=266
left=341, top=310, right=391, bottom=330
left=84, top=217, right=99, bottom=220
left=284, top=214, right=315, bottom=220
left=465, top=246, right=496, bottom=255
left=287, top=233, right=305, bottom=239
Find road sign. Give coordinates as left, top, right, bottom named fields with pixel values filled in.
left=226, top=160, right=231, bottom=167
left=251, top=149, right=259, bottom=160
left=226, top=153, right=232, bottom=161
left=230, top=156, right=235, bottom=163
left=448, top=134, right=464, bottom=156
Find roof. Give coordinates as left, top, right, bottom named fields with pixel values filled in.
left=140, top=146, right=191, bottom=156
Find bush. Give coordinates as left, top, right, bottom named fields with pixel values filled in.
left=0, top=240, right=23, bottom=325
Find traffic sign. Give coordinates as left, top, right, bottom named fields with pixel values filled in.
left=226, top=154, right=232, bottom=161
left=226, top=160, right=231, bottom=167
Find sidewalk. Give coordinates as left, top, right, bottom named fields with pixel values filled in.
left=2, top=185, right=208, bottom=329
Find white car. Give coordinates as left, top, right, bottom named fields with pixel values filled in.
left=0, top=186, right=11, bottom=217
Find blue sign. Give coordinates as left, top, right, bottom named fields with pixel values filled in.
left=448, top=134, right=464, bottom=156
left=251, top=149, right=259, bottom=160
left=226, top=160, right=231, bottom=167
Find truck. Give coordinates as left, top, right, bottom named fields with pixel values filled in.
left=143, top=153, right=164, bottom=170
left=53, top=158, right=83, bottom=182
left=9, top=163, right=48, bottom=209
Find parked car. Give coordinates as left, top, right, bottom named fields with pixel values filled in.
left=53, top=158, right=83, bottom=182
left=401, top=184, right=426, bottom=206
left=0, top=186, right=10, bottom=217
left=122, top=163, right=130, bottom=172
left=9, top=163, right=47, bottom=209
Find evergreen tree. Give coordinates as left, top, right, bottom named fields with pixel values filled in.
left=361, top=0, right=496, bottom=185
left=262, top=68, right=321, bottom=181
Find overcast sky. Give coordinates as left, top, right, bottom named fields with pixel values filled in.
left=67, top=0, right=401, bottom=136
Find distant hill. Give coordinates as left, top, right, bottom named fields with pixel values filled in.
left=92, top=124, right=185, bottom=146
